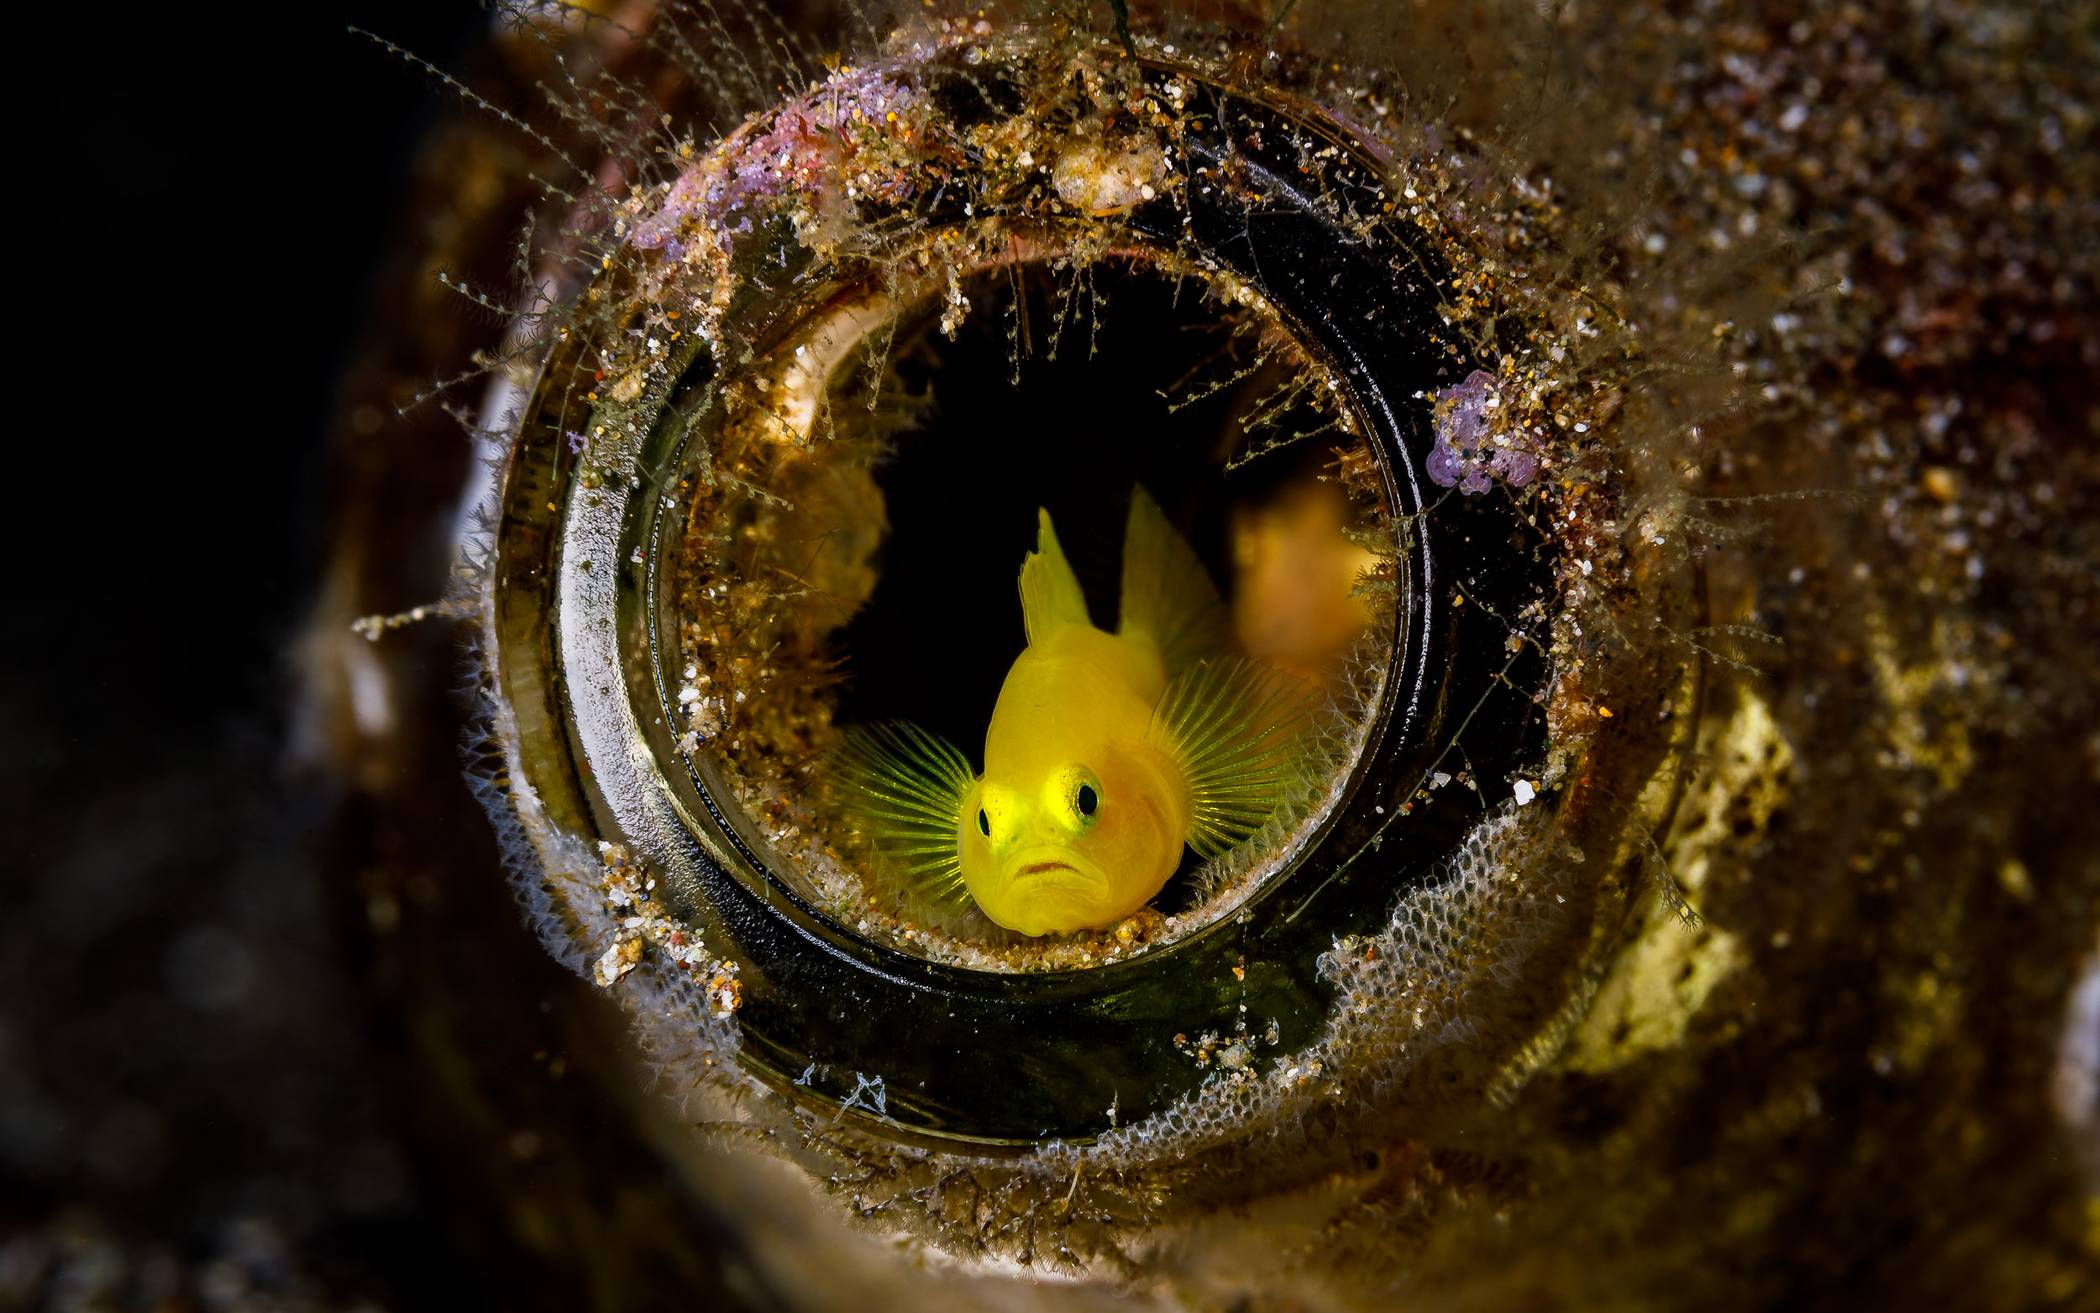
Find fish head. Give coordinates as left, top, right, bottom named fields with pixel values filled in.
left=960, top=742, right=1185, bottom=937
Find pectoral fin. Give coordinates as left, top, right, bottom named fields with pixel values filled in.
left=1147, top=657, right=1316, bottom=859
left=828, top=722, right=976, bottom=914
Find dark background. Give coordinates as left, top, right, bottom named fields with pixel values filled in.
left=4, top=6, right=524, bottom=1306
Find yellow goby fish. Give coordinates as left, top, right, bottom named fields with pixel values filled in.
left=833, top=489, right=1309, bottom=936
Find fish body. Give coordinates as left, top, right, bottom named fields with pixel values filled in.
left=833, top=490, right=1309, bottom=936
left=964, top=618, right=1186, bottom=935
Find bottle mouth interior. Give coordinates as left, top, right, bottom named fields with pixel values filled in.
left=657, top=251, right=1404, bottom=970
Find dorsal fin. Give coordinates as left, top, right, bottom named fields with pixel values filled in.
left=1148, top=657, right=1315, bottom=859
left=1018, top=507, right=1090, bottom=643
left=1118, top=487, right=1231, bottom=676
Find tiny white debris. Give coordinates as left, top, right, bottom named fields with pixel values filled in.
left=1052, top=138, right=1166, bottom=215
left=1514, top=779, right=1538, bottom=805
left=593, top=940, right=639, bottom=987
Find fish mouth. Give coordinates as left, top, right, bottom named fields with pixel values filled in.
left=1003, top=849, right=1105, bottom=889
left=979, top=849, right=1115, bottom=936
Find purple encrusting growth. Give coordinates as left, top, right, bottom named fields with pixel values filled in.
left=1424, top=369, right=1540, bottom=495
left=632, top=72, right=931, bottom=257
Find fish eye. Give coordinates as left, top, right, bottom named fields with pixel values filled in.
left=331, top=0, right=2090, bottom=1306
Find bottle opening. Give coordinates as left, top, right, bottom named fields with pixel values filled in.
left=660, top=253, right=1403, bottom=968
